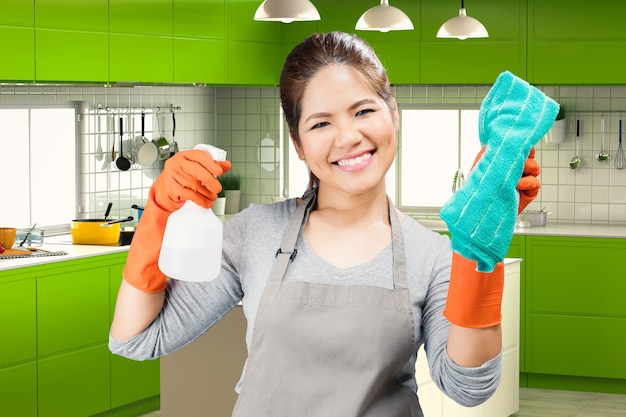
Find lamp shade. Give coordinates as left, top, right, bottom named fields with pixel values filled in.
left=254, top=0, right=320, bottom=23
left=355, top=0, right=414, bottom=32
left=436, top=7, right=488, bottom=40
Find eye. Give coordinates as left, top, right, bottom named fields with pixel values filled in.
left=356, top=108, right=375, bottom=117
left=311, top=121, right=330, bottom=130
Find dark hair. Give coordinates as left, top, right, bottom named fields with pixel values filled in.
left=279, top=31, right=396, bottom=190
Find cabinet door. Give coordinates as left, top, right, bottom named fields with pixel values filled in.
left=525, top=236, right=626, bottom=379
left=0, top=0, right=34, bottom=26
left=528, top=0, right=626, bottom=84
left=38, top=344, right=110, bottom=417
left=420, top=0, right=527, bottom=84
left=0, top=361, right=37, bottom=417
left=228, top=40, right=280, bottom=86
left=109, top=34, right=174, bottom=83
left=37, top=266, right=110, bottom=356
left=35, top=0, right=108, bottom=32
left=110, top=262, right=160, bottom=408
left=0, top=26, right=35, bottom=82
left=174, top=0, right=226, bottom=38
left=0, top=279, right=36, bottom=367
left=174, top=37, right=227, bottom=84
left=110, top=0, right=172, bottom=36
left=35, top=29, right=109, bottom=83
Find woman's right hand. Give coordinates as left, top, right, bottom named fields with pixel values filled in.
left=153, top=149, right=232, bottom=213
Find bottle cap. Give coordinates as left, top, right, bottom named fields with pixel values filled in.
left=194, top=144, right=227, bottom=161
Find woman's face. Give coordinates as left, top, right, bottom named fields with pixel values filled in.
left=293, top=64, right=399, bottom=196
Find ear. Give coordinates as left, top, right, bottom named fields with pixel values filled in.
left=290, top=134, right=306, bottom=161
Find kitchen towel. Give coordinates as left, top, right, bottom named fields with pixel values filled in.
left=440, top=70, right=559, bottom=272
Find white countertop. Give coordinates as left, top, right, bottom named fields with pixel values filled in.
left=0, top=234, right=129, bottom=272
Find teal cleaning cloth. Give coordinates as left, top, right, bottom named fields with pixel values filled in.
left=439, top=71, right=559, bottom=272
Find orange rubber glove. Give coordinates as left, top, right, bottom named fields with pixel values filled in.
left=123, top=150, right=231, bottom=292
left=444, top=147, right=540, bottom=328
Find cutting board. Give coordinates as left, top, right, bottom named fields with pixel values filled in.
left=0, top=248, right=68, bottom=259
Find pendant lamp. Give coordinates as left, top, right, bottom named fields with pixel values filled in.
left=254, top=0, right=320, bottom=23
left=355, top=0, right=414, bottom=32
left=436, top=0, right=488, bottom=40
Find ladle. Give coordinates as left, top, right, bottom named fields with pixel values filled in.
left=597, top=117, right=609, bottom=162
left=115, top=116, right=131, bottom=171
left=570, top=119, right=581, bottom=169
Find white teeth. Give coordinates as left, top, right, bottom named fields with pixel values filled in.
left=337, top=152, right=372, bottom=167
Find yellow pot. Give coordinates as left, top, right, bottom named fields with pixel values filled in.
left=71, top=219, right=121, bottom=245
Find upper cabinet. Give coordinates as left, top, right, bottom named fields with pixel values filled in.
left=173, top=0, right=227, bottom=84
left=35, top=0, right=109, bottom=83
left=419, top=0, right=527, bottom=84
left=0, top=0, right=34, bottom=82
left=528, top=0, right=626, bottom=85
left=4, top=0, right=626, bottom=86
left=109, top=0, right=174, bottom=83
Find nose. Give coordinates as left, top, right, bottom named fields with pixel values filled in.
left=334, top=118, right=362, bottom=148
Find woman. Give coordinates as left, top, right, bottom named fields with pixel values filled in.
left=110, top=32, right=556, bottom=416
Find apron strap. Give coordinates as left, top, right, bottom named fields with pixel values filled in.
left=388, top=197, right=408, bottom=291
left=268, top=188, right=316, bottom=283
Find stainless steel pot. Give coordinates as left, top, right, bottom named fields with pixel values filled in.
left=520, top=210, right=548, bottom=227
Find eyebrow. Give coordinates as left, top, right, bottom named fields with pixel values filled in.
left=304, top=98, right=378, bottom=124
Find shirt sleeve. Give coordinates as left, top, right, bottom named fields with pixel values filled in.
left=109, top=211, right=247, bottom=361
left=419, top=230, right=502, bottom=407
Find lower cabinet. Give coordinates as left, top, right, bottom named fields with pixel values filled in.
left=38, top=345, right=111, bottom=417
left=522, top=236, right=626, bottom=393
left=416, top=260, right=521, bottom=417
left=0, top=252, right=159, bottom=417
left=0, top=361, right=37, bottom=417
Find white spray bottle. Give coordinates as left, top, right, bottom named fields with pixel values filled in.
left=158, top=144, right=227, bottom=282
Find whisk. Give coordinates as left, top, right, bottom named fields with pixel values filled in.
left=615, top=119, right=626, bottom=170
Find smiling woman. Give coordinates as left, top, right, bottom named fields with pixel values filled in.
left=0, top=102, right=82, bottom=232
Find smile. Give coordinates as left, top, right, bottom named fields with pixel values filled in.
left=336, top=152, right=373, bottom=167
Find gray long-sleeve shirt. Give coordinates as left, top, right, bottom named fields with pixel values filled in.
left=109, top=198, right=501, bottom=408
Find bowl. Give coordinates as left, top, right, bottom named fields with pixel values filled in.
left=0, top=227, right=17, bottom=249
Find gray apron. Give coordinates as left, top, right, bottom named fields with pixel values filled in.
left=232, top=190, right=421, bottom=417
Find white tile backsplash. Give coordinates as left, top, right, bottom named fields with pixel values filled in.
left=4, top=81, right=626, bottom=225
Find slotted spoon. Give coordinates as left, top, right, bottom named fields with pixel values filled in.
left=615, top=119, right=626, bottom=170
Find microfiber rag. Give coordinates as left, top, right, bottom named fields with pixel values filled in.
left=439, top=71, right=559, bottom=272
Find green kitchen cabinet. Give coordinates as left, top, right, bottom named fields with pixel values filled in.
left=0, top=251, right=158, bottom=417
left=109, top=0, right=172, bottom=37
left=524, top=236, right=626, bottom=392
left=228, top=40, right=281, bottom=86
left=0, top=278, right=36, bottom=367
left=0, top=0, right=34, bottom=26
left=172, top=0, right=227, bottom=84
left=109, top=34, right=174, bottom=83
left=35, top=0, right=108, bottom=32
left=0, top=361, right=37, bottom=417
left=38, top=344, right=111, bottom=417
left=35, top=29, right=109, bottom=83
left=109, top=0, right=173, bottom=83
left=37, top=263, right=110, bottom=356
left=0, top=26, right=35, bottom=82
left=110, top=263, right=161, bottom=409
left=174, top=0, right=226, bottom=39
left=34, top=0, right=109, bottom=83
left=528, top=0, right=626, bottom=84
left=419, top=0, right=527, bottom=84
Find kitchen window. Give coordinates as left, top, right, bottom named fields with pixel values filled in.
left=397, top=105, right=482, bottom=213
left=0, top=102, right=82, bottom=233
